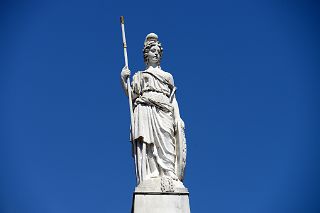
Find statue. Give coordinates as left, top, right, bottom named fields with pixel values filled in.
left=120, top=33, right=187, bottom=192
left=119, top=17, right=190, bottom=212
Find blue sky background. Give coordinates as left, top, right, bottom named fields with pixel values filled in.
left=1, top=0, right=320, bottom=212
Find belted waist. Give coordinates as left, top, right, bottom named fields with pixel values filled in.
left=141, top=91, right=170, bottom=104
left=134, top=91, right=173, bottom=112
left=141, top=89, right=170, bottom=98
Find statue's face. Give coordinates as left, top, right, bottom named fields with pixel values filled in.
left=147, top=45, right=161, bottom=65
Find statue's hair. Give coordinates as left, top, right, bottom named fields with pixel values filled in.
left=143, top=40, right=163, bottom=66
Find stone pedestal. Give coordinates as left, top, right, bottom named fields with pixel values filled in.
left=132, top=192, right=190, bottom=213
left=131, top=178, right=190, bottom=213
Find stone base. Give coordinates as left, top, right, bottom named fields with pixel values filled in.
left=131, top=192, right=190, bottom=213
left=135, top=177, right=188, bottom=193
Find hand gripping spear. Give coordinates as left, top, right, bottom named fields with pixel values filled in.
left=120, top=16, right=138, bottom=182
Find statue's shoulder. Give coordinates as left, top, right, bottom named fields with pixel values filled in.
left=132, top=71, right=143, bottom=79
left=161, top=69, right=173, bottom=77
left=133, top=71, right=143, bottom=75
left=161, top=69, right=174, bottom=85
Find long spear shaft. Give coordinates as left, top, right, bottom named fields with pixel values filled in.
left=120, top=16, right=134, bottom=133
left=120, top=16, right=139, bottom=183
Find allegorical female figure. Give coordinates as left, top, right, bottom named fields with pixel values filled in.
left=121, top=33, right=186, bottom=189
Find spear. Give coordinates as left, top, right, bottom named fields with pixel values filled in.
left=120, top=16, right=134, bottom=128
left=120, top=16, right=138, bottom=182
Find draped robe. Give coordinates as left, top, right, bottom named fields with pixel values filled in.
left=131, top=67, right=177, bottom=183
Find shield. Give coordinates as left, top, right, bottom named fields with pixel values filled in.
left=175, top=119, right=187, bottom=181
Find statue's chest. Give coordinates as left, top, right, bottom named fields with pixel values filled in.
left=141, top=71, right=171, bottom=87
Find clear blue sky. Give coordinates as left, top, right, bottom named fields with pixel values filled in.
left=1, top=0, right=319, bottom=212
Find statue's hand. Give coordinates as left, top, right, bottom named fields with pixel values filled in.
left=121, top=66, right=131, bottom=80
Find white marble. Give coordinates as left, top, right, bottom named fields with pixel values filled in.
left=135, top=177, right=188, bottom=193
left=132, top=193, right=190, bottom=213
left=121, top=33, right=187, bottom=191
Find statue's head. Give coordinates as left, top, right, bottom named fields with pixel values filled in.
left=143, top=33, right=163, bottom=66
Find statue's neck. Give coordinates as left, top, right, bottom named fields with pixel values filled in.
left=146, top=65, right=161, bottom=70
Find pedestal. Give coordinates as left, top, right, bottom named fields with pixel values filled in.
left=132, top=192, right=190, bottom=213
left=131, top=177, right=190, bottom=213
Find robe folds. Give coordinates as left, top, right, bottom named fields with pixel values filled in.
left=131, top=67, right=177, bottom=180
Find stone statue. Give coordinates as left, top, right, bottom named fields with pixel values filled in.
left=120, top=33, right=187, bottom=192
